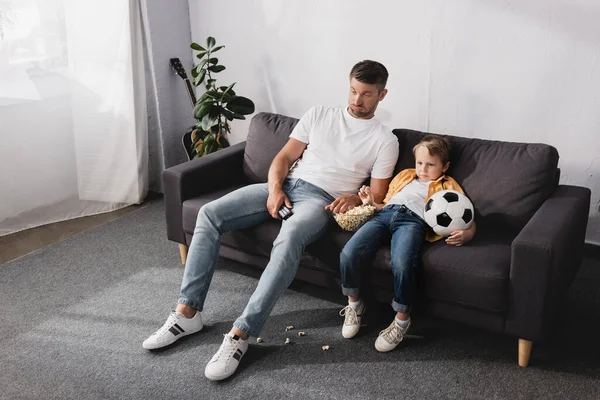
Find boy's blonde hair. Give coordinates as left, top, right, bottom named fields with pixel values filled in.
left=413, top=135, right=452, bottom=165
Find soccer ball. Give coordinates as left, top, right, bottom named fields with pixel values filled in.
left=424, top=190, right=474, bottom=237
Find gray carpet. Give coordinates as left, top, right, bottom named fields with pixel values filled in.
left=1, top=199, right=599, bottom=400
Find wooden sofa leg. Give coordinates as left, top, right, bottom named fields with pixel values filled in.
left=178, top=244, right=188, bottom=265
left=518, top=339, right=532, bottom=367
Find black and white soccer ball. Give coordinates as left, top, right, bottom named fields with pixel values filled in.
left=424, top=190, right=474, bottom=237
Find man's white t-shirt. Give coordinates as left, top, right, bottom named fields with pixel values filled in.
left=386, top=178, right=430, bottom=219
left=288, top=106, right=399, bottom=199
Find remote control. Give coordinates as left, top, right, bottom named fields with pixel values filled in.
left=278, top=205, right=293, bottom=220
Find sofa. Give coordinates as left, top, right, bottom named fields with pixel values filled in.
left=164, top=112, right=591, bottom=367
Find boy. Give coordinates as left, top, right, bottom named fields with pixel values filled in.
left=339, top=135, right=476, bottom=352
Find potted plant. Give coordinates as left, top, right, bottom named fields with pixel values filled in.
left=184, top=36, right=255, bottom=159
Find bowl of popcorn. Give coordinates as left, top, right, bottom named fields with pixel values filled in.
left=333, top=205, right=376, bottom=232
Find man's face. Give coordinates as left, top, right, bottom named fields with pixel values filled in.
left=347, top=77, right=387, bottom=119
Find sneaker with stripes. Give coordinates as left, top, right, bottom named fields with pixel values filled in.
left=142, top=311, right=203, bottom=350
left=204, top=332, right=249, bottom=381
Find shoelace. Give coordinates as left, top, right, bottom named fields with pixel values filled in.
left=339, top=305, right=358, bottom=325
left=212, top=335, right=237, bottom=362
left=156, top=312, right=178, bottom=336
left=380, top=322, right=404, bottom=344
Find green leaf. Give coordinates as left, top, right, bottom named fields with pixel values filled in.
left=221, top=108, right=235, bottom=121
left=200, top=133, right=217, bottom=155
left=195, top=50, right=207, bottom=59
left=219, top=91, right=233, bottom=103
left=191, top=128, right=209, bottom=143
left=208, top=57, right=218, bottom=65
left=208, top=65, right=226, bottom=73
left=193, top=100, right=214, bottom=120
left=198, top=58, right=209, bottom=69
left=193, top=69, right=206, bottom=86
left=230, top=112, right=246, bottom=120
left=210, top=45, right=224, bottom=53
left=227, top=96, right=255, bottom=115
left=191, top=66, right=199, bottom=78
left=217, top=135, right=230, bottom=148
left=220, top=83, right=236, bottom=95
left=190, top=42, right=206, bottom=51
left=207, top=79, right=217, bottom=86
left=206, top=140, right=219, bottom=154
left=203, top=90, right=222, bottom=100
left=206, top=36, right=216, bottom=49
left=200, top=109, right=220, bottom=131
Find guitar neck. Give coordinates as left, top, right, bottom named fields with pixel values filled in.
left=183, top=78, right=197, bottom=107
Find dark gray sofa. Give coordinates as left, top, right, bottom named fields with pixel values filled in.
left=164, top=112, right=591, bottom=367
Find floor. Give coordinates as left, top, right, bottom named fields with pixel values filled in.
left=0, top=194, right=160, bottom=265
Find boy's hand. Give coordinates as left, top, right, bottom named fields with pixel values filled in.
left=358, top=185, right=375, bottom=206
left=445, top=228, right=474, bottom=246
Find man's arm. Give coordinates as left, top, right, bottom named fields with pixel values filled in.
left=369, top=177, right=391, bottom=204
left=267, top=138, right=307, bottom=219
left=325, top=176, right=392, bottom=214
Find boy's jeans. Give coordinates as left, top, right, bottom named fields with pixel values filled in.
left=340, top=204, right=426, bottom=313
left=178, top=178, right=334, bottom=337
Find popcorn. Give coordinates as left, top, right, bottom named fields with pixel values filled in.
left=285, top=325, right=294, bottom=331
left=333, top=205, right=376, bottom=232
left=285, top=338, right=291, bottom=344
left=298, top=331, right=306, bottom=337
left=256, top=337, right=263, bottom=343
left=322, top=345, right=330, bottom=351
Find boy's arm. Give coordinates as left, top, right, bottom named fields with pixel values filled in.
left=446, top=221, right=477, bottom=246
left=359, top=184, right=387, bottom=211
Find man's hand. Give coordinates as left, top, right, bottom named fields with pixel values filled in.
left=267, top=186, right=292, bottom=219
left=325, top=194, right=362, bottom=214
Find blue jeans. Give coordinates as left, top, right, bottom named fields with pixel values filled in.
left=178, top=178, right=334, bottom=337
left=340, top=204, right=426, bottom=313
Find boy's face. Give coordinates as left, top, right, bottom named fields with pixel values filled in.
left=347, top=78, right=387, bottom=119
left=414, top=145, right=449, bottom=181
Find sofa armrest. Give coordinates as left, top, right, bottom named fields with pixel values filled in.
left=506, top=185, right=591, bottom=341
left=163, top=141, right=246, bottom=244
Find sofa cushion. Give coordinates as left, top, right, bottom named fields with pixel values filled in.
left=242, top=112, right=299, bottom=183
left=307, top=225, right=511, bottom=313
left=393, top=129, right=559, bottom=234
left=418, top=229, right=512, bottom=313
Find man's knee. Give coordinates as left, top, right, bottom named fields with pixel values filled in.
left=196, top=201, right=223, bottom=228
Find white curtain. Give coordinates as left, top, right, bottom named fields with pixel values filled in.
left=0, top=0, right=148, bottom=236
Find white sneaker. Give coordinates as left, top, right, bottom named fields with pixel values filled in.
left=375, top=319, right=411, bottom=352
left=205, top=333, right=249, bottom=381
left=142, top=311, right=203, bottom=350
left=339, top=303, right=366, bottom=339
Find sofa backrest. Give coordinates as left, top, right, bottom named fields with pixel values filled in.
left=243, top=112, right=299, bottom=183
left=242, top=113, right=560, bottom=235
left=393, top=129, right=559, bottom=234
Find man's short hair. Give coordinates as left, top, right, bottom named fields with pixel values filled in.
left=414, top=135, right=452, bottom=165
left=349, top=60, right=389, bottom=93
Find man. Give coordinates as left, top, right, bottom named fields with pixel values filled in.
left=143, top=60, right=399, bottom=381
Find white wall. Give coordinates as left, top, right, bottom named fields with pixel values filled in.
left=189, top=0, right=600, bottom=241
